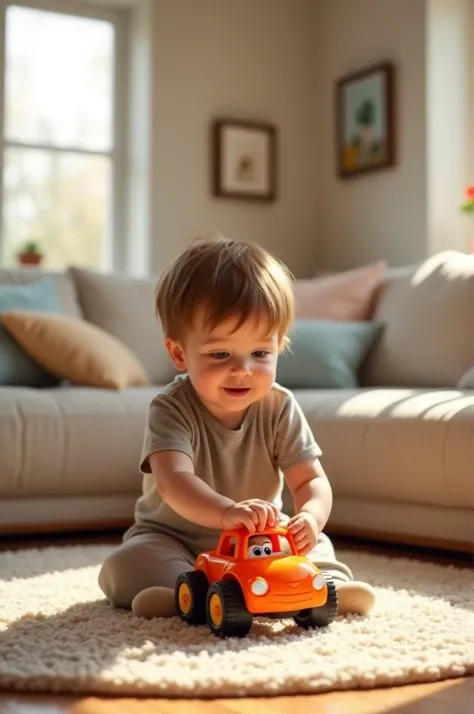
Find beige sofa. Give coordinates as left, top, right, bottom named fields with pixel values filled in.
left=0, top=251, right=473, bottom=552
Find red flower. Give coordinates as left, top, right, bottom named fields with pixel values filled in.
left=465, top=184, right=474, bottom=200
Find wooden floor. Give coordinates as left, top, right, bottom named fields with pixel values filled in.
left=0, top=531, right=472, bottom=714
left=1, top=679, right=473, bottom=714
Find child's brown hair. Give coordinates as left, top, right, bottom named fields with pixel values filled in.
left=155, top=234, right=294, bottom=349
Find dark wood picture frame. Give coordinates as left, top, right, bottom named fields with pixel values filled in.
left=212, top=119, right=277, bottom=202
left=336, top=61, right=396, bottom=179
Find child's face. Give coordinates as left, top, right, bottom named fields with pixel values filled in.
left=166, top=311, right=280, bottom=428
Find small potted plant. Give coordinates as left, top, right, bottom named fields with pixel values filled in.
left=460, top=184, right=474, bottom=254
left=17, top=240, right=44, bottom=266
left=460, top=184, right=474, bottom=213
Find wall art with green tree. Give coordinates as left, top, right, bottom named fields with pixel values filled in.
left=336, top=62, right=396, bottom=179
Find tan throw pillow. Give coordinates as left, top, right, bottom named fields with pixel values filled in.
left=1, top=310, right=150, bottom=390
left=293, top=261, right=386, bottom=321
left=364, top=251, right=474, bottom=387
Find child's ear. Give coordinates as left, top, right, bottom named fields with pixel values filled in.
left=165, top=337, right=187, bottom=371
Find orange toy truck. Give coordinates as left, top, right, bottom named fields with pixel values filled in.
left=175, top=525, right=338, bottom=638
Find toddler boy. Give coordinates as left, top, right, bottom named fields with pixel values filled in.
left=98, top=236, right=375, bottom=618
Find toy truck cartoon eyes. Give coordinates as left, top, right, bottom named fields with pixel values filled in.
left=175, top=526, right=338, bottom=638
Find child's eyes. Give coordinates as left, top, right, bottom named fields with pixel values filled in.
left=209, top=351, right=270, bottom=360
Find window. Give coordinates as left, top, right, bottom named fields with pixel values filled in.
left=0, top=1, right=128, bottom=270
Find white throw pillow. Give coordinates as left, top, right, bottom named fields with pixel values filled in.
left=364, top=251, right=474, bottom=387
left=458, top=366, right=474, bottom=389
left=69, top=266, right=177, bottom=386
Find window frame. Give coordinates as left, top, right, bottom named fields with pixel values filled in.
left=0, top=0, right=130, bottom=271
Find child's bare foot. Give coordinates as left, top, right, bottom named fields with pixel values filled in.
left=335, top=581, right=376, bottom=615
left=131, top=586, right=177, bottom=618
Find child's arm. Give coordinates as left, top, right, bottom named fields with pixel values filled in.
left=284, top=458, right=333, bottom=554
left=149, top=450, right=279, bottom=532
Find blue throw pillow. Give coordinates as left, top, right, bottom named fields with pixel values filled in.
left=276, top=320, right=384, bottom=389
left=0, top=278, right=63, bottom=386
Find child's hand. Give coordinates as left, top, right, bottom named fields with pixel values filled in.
left=222, top=499, right=280, bottom=534
left=287, top=512, right=318, bottom=555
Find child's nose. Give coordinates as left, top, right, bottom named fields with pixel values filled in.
left=231, top=358, right=252, bottom=375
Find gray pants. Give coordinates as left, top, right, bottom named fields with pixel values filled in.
left=98, top=531, right=354, bottom=609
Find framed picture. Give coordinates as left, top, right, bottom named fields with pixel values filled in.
left=336, top=62, right=396, bottom=179
left=212, top=119, right=277, bottom=201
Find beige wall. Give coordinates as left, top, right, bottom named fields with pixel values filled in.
left=151, top=0, right=320, bottom=278
left=315, top=0, right=428, bottom=269
left=148, top=0, right=473, bottom=277
left=427, top=0, right=472, bottom=256
left=313, top=0, right=473, bottom=270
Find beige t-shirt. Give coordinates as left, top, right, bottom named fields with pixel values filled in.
left=124, top=374, right=322, bottom=553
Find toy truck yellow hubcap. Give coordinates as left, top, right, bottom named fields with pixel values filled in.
left=178, top=583, right=192, bottom=613
left=209, top=593, right=223, bottom=626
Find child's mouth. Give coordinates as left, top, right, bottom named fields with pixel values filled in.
left=223, top=387, right=251, bottom=397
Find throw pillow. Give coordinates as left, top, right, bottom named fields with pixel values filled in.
left=293, top=261, right=386, bottom=322
left=0, top=278, right=62, bottom=387
left=458, top=366, right=474, bottom=389
left=0, top=268, right=82, bottom=317
left=276, top=320, right=384, bottom=389
left=1, top=310, right=151, bottom=390
left=364, top=251, right=474, bottom=387
left=69, top=266, right=177, bottom=385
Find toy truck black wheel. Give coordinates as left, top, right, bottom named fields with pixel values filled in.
left=293, top=574, right=338, bottom=629
left=175, top=570, right=209, bottom=625
left=206, top=580, right=253, bottom=638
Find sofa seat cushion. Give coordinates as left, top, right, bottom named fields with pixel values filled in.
left=0, top=385, right=160, bottom=498
left=293, top=387, right=474, bottom=510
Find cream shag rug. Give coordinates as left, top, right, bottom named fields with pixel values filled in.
left=0, top=544, right=473, bottom=698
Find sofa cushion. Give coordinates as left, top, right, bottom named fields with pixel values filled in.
left=293, top=261, right=386, bottom=321
left=276, top=320, right=383, bottom=389
left=1, top=310, right=150, bottom=390
left=291, top=387, right=474, bottom=510
left=69, top=266, right=176, bottom=386
left=0, top=385, right=159, bottom=498
left=0, top=267, right=82, bottom=317
left=0, top=278, right=62, bottom=387
left=363, top=251, right=474, bottom=387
